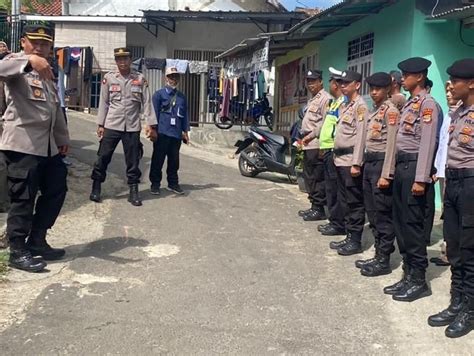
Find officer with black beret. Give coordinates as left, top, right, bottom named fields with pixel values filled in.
left=356, top=72, right=400, bottom=277
left=384, top=57, right=441, bottom=302
left=428, top=58, right=474, bottom=338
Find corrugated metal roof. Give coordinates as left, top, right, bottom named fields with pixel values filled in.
left=428, top=5, right=474, bottom=20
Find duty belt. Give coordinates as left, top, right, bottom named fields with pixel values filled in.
left=396, top=151, right=418, bottom=164
left=333, top=147, right=354, bottom=156
left=446, top=168, right=474, bottom=179
left=365, top=151, right=385, bottom=162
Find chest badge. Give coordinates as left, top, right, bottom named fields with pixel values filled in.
left=33, top=89, right=42, bottom=98
left=461, top=126, right=472, bottom=135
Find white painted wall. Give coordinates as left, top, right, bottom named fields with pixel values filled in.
left=54, top=23, right=126, bottom=71
left=126, top=24, right=169, bottom=58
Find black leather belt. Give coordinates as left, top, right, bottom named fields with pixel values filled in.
left=396, top=151, right=418, bottom=164
left=365, top=151, right=385, bottom=162
left=446, top=168, right=474, bottom=179
left=333, top=147, right=354, bottom=156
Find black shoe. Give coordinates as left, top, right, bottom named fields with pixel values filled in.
left=445, top=300, right=474, bottom=338
left=319, top=224, right=346, bottom=236
left=166, top=185, right=184, bottom=195
left=89, top=180, right=101, bottom=202
left=428, top=292, right=463, bottom=327
left=355, top=256, right=378, bottom=269
left=384, top=266, right=410, bottom=295
left=429, top=257, right=450, bottom=267
left=303, top=207, right=327, bottom=221
left=128, top=184, right=143, bottom=206
left=298, top=207, right=313, bottom=217
left=337, top=239, right=362, bottom=256
left=26, top=229, right=66, bottom=261
left=150, top=185, right=161, bottom=195
left=361, top=255, right=392, bottom=277
left=9, top=250, right=46, bottom=272
left=392, top=269, right=431, bottom=302
left=329, top=236, right=350, bottom=250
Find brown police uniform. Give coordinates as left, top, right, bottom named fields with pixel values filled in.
left=390, top=93, right=407, bottom=112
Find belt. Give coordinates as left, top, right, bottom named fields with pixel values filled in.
left=396, top=151, right=418, bottom=164
left=319, top=148, right=333, bottom=154
left=333, top=147, right=354, bottom=156
left=446, top=168, right=474, bottom=179
left=365, top=151, right=385, bottom=162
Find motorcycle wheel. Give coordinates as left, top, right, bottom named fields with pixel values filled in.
left=264, top=112, right=274, bottom=131
left=213, top=112, right=234, bottom=130
left=238, top=146, right=260, bottom=177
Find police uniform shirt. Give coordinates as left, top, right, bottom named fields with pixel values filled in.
left=447, top=104, right=474, bottom=169
left=334, top=95, right=369, bottom=167
left=0, top=53, right=69, bottom=157
left=396, top=89, right=440, bottom=183
left=366, top=100, right=400, bottom=179
left=301, top=88, right=331, bottom=150
left=390, top=93, right=406, bottom=111
left=97, top=70, right=156, bottom=132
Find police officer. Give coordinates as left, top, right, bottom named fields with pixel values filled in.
left=318, top=69, right=347, bottom=236
left=356, top=72, right=399, bottom=277
left=389, top=70, right=406, bottom=111
left=329, top=70, right=368, bottom=256
left=384, top=57, right=440, bottom=302
left=149, top=67, right=189, bottom=195
left=297, top=69, right=331, bottom=221
left=90, top=47, right=156, bottom=206
left=0, top=25, right=69, bottom=272
left=428, top=58, right=474, bottom=338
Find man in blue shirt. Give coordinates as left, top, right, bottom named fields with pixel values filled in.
left=150, top=67, right=190, bottom=195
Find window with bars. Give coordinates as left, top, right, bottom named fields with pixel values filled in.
left=347, top=33, right=374, bottom=96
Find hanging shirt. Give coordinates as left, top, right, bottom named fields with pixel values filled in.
left=153, top=85, right=189, bottom=139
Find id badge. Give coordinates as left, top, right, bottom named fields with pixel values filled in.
left=170, top=117, right=176, bottom=126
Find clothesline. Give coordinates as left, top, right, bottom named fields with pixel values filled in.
left=133, top=58, right=210, bottom=74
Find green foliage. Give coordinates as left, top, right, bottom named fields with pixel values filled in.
left=295, top=147, right=304, bottom=171
left=0, top=0, right=54, bottom=12
left=0, top=250, right=8, bottom=278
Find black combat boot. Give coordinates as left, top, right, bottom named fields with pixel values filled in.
left=329, top=233, right=352, bottom=250
left=361, top=255, right=392, bottom=277
left=9, top=249, right=46, bottom=272
left=89, top=180, right=101, bottom=202
left=337, top=238, right=362, bottom=256
left=303, top=205, right=327, bottom=221
left=384, top=264, right=410, bottom=295
left=392, top=268, right=431, bottom=302
left=128, top=184, right=142, bottom=206
left=355, top=254, right=378, bottom=269
left=428, top=291, right=463, bottom=327
left=318, top=224, right=346, bottom=236
left=298, top=207, right=313, bottom=217
left=26, top=229, right=65, bottom=261
left=445, top=297, right=474, bottom=338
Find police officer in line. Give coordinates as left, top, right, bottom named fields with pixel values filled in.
left=317, top=69, right=347, bottom=236
left=90, top=47, right=157, bottom=206
left=428, top=58, right=474, bottom=338
left=297, top=69, right=331, bottom=221
left=389, top=70, right=406, bottom=111
left=356, top=72, right=400, bottom=277
left=384, top=57, right=440, bottom=302
left=0, top=25, right=69, bottom=272
left=329, top=70, right=369, bottom=256
left=149, top=67, right=189, bottom=196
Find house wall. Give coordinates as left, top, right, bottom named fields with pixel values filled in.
left=54, top=22, right=126, bottom=71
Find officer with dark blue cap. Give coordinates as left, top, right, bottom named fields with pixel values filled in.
left=428, top=58, right=474, bottom=338
left=384, top=57, right=441, bottom=302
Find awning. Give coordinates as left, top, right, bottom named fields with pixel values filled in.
left=427, top=5, right=474, bottom=28
left=287, top=0, right=398, bottom=40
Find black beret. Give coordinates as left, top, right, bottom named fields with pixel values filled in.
left=22, top=25, right=53, bottom=43
left=398, top=57, right=431, bottom=73
left=366, top=72, right=392, bottom=87
left=114, top=47, right=131, bottom=57
left=306, top=69, right=322, bottom=80
left=340, top=70, right=362, bottom=83
left=390, top=70, right=402, bottom=85
left=447, top=58, right=474, bottom=79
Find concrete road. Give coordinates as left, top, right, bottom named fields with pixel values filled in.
left=0, top=113, right=472, bottom=355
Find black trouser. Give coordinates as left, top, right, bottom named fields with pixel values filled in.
left=303, top=149, right=325, bottom=208
left=363, top=159, right=395, bottom=256
left=323, top=150, right=345, bottom=230
left=149, top=134, right=182, bottom=187
left=444, top=173, right=474, bottom=298
left=392, top=160, right=431, bottom=271
left=0, top=151, right=67, bottom=250
left=424, top=186, right=436, bottom=244
left=91, top=129, right=142, bottom=185
left=336, top=165, right=365, bottom=242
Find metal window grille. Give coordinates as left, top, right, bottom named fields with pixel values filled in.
left=347, top=33, right=374, bottom=96
left=128, top=46, right=145, bottom=61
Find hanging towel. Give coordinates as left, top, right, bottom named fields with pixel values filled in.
left=188, top=61, right=209, bottom=74
left=166, top=59, right=189, bottom=74
left=143, top=58, right=166, bottom=70
left=84, top=47, right=93, bottom=81
left=70, top=47, right=81, bottom=62
left=63, top=47, right=71, bottom=75
left=257, top=71, right=266, bottom=99
left=220, top=79, right=231, bottom=118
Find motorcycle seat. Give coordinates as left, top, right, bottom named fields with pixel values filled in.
left=253, top=127, right=286, bottom=146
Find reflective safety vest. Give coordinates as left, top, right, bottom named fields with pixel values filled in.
left=319, top=95, right=346, bottom=149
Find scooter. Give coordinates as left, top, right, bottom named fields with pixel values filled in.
left=234, top=109, right=303, bottom=181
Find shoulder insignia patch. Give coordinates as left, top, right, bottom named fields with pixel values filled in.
left=357, top=106, right=367, bottom=121
left=388, top=111, right=398, bottom=125
left=422, top=108, right=433, bottom=123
